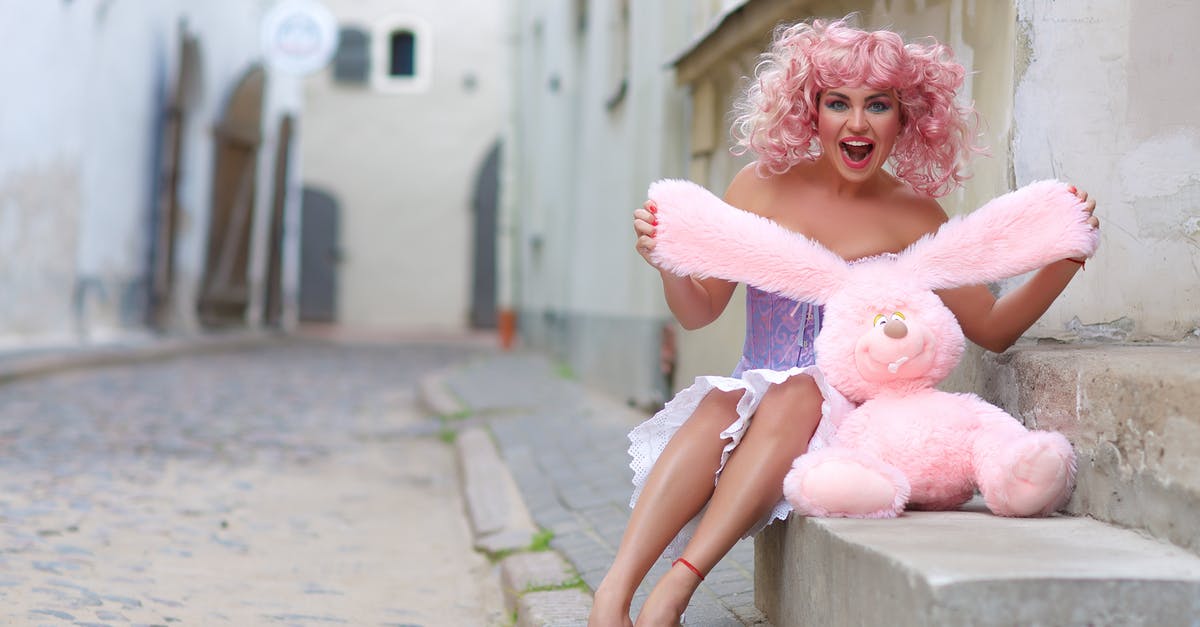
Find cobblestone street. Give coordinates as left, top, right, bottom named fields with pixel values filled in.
left=0, top=339, right=504, bottom=626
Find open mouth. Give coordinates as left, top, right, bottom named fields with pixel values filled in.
left=840, top=138, right=875, bottom=169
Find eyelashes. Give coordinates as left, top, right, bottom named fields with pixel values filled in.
left=822, top=99, right=894, bottom=113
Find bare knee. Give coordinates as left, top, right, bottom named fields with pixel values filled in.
left=751, top=375, right=822, bottom=436
left=690, top=388, right=745, bottom=430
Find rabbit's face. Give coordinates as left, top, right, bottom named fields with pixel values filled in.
left=815, top=271, right=964, bottom=403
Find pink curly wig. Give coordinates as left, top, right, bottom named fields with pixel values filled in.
left=731, top=16, right=984, bottom=197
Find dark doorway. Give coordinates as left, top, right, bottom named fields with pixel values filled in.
left=470, top=140, right=501, bottom=329
left=299, top=187, right=340, bottom=322
left=147, top=27, right=200, bottom=329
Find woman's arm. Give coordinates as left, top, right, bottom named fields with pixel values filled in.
left=635, top=205, right=737, bottom=330
left=938, top=187, right=1099, bottom=353
left=634, top=167, right=762, bottom=330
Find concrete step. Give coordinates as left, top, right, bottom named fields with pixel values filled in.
left=979, top=343, right=1200, bottom=553
left=755, top=501, right=1200, bottom=626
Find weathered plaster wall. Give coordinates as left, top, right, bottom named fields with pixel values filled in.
left=1012, top=0, right=1200, bottom=341
left=302, top=0, right=509, bottom=331
left=0, top=0, right=301, bottom=347
left=0, top=162, right=81, bottom=347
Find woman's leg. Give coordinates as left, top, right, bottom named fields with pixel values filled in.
left=635, top=374, right=823, bottom=627
left=589, top=388, right=745, bottom=627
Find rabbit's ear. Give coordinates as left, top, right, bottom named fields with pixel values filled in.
left=647, top=179, right=850, bottom=304
left=898, top=180, right=1099, bottom=290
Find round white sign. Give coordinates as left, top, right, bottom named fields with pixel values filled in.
left=261, top=0, right=340, bottom=76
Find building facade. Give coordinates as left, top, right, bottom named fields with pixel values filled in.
left=299, top=0, right=510, bottom=332
left=503, top=0, right=699, bottom=406
left=0, top=0, right=303, bottom=348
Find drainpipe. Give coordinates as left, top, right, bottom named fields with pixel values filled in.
left=495, top=0, right=522, bottom=350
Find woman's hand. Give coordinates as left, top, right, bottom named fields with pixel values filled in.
left=634, top=200, right=660, bottom=268
left=1065, top=184, right=1099, bottom=268
left=1071, top=185, right=1099, bottom=230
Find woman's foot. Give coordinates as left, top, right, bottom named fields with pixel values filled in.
left=588, top=578, right=634, bottom=627
left=634, top=561, right=702, bottom=627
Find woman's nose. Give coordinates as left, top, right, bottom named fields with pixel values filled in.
left=848, top=108, right=869, bottom=131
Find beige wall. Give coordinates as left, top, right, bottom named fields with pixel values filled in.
left=302, top=0, right=509, bottom=330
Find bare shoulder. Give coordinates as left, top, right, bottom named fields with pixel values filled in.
left=887, top=184, right=950, bottom=241
left=723, top=162, right=772, bottom=215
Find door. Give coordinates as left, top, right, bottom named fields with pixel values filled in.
left=299, top=187, right=340, bottom=322
left=470, top=140, right=501, bottom=329
left=198, top=64, right=265, bottom=327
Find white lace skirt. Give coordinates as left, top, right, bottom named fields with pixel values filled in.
left=627, top=366, right=854, bottom=559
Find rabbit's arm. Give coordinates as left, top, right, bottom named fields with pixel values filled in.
left=901, top=180, right=1098, bottom=291
left=647, top=179, right=849, bottom=304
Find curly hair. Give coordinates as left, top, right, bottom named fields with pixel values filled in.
left=731, top=17, right=984, bottom=197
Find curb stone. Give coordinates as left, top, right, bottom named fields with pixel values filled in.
left=498, top=551, right=580, bottom=613
left=455, top=428, right=539, bottom=551
left=418, top=367, right=467, bottom=417
left=419, top=371, right=596, bottom=627
left=0, top=330, right=283, bottom=385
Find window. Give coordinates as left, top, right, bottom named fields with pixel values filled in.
left=373, top=16, right=432, bottom=93
left=389, top=30, right=415, bottom=77
left=333, top=27, right=370, bottom=84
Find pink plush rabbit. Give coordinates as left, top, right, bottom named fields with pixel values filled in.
left=647, top=179, right=1098, bottom=518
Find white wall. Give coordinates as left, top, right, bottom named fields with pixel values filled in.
left=301, top=0, right=510, bottom=331
left=0, top=0, right=302, bottom=347
left=505, top=0, right=692, bottom=404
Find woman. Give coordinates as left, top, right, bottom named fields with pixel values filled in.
left=590, top=16, right=1098, bottom=627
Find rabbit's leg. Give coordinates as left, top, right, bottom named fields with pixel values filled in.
left=783, top=447, right=911, bottom=518
left=971, top=402, right=1076, bottom=517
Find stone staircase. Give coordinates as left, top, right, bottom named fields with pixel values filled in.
left=754, top=343, right=1200, bottom=626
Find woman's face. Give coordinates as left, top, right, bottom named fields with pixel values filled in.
left=816, top=85, right=902, bottom=184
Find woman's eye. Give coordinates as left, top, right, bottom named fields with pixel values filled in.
left=825, top=100, right=848, bottom=111
left=867, top=101, right=892, bottom=113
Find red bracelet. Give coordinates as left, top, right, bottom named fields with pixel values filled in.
left=1065, top=257, right=1086, bottom=270
left=673, top=557, right=705, bottom=580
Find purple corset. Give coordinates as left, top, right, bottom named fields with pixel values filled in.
left=731, top=286, right=823, bottom=377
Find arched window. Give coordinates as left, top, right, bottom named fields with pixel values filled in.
left=373, top=16, right=432, bottom=93
left=389, top=30, right=416, bottom=77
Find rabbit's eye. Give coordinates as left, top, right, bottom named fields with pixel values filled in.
left=891, top=312, right=906, bottom=321
left=873, top=314, right=888, bottom=327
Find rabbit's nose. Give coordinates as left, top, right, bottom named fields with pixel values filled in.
left=884, top=319, right=908, bottom=339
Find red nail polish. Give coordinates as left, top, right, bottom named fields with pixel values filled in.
left=1068, top=185, right=1077, bottom=193
left=648, top=205, right=657, bottom=214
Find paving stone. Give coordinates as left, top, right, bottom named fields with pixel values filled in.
left=0, top=340, right=505, bottom=625
left=516, top=589, right=592, bottom=627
